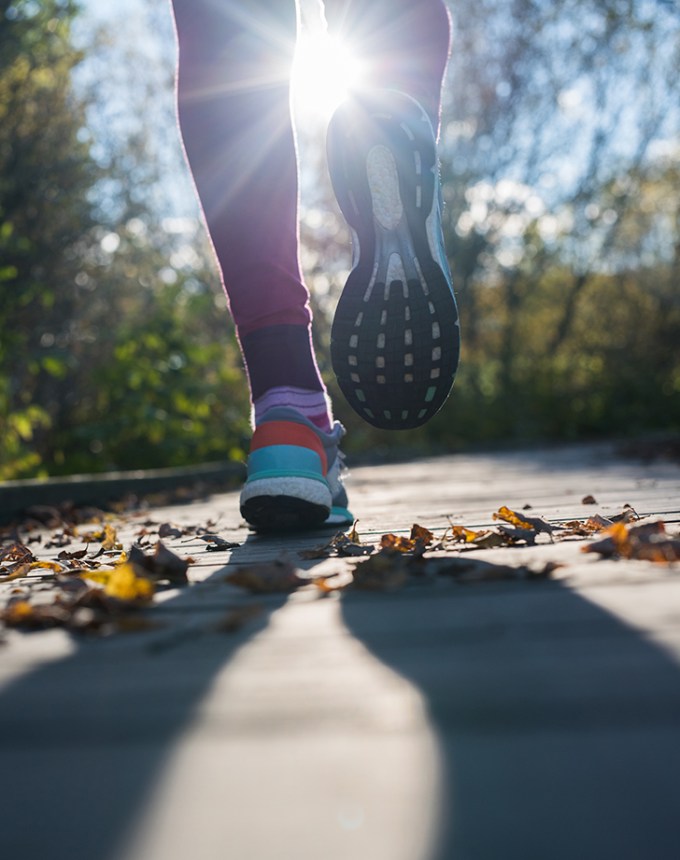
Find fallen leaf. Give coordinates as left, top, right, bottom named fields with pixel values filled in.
left=225, top=560, right=305, bottom=593
left=101, top=524, right=121, bottom=551
left=583, top=520, right=680, bottom=562
left=128, top=542, right=190, bottom=584
left=582, top=494, right=598, bottom=505
left=334, top=533, right=375, bottom=556
left=0, top=562, right=33, bottom=583
left=1, top=599, right=71, bottom=630
left=102, top=564, right=155, bottom=601
left=0, top=542, right=34, bottom=566
left=347, top=520, right=361, bottom=543
left=493, top=506, right=554, bottom=539
left=195, top=534, right=240, bottom=551
left=29, top=560, right=65, bottom=573
left=410, top=523, right=435, bottom=545
left=351, top=551, right=410, bottom=591
left=158, top=523, right=183, bottom=539
left=429, top=556, right=559, bottom=583
left=313, top=573, right=353, bottom=593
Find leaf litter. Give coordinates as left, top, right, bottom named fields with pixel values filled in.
left=2, top=494, right=677, bottom=636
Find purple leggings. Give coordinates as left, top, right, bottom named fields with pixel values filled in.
left=169, top=0, right=451, bottom=424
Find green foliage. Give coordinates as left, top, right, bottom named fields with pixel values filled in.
left=0, top=1, right=251, bottom=478
left=1, top=0, right=679, bottom=481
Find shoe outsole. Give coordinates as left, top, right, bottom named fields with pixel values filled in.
left=240, top=496, right=330, bottom=532
left=327, top=90, right=460, bottom=430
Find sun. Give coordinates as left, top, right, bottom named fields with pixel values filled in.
left=291, top=30, right=363, bottom=120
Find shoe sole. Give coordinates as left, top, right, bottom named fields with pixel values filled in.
left=240, top=476, right=331, bottom=532
left=327, top=90, right=460, bottom=430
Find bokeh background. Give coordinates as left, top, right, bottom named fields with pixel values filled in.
left=1, top=0, right=679, bottom=479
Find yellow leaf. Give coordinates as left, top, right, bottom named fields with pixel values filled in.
left=4, top=600, right=34, bottom=621
left=347, top=520, right=361, bottom=544
left=493, top=505, right=533, bottom=529
left=0, top=563, right=32, bottom=583
left=103, top=564, right=154, bottom=602
left=450, top=524, right=485, bottom=543
left=29, top=560, right=64, bottom=573
left=102, top=524, right=121, bottom=551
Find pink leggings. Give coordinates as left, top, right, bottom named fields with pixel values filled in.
left=169, top=0, right=451, bottom=423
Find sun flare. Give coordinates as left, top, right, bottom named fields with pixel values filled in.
left=291, top=30, right=363, bottom=119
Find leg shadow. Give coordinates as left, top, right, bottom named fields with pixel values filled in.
left=341, top=578, right=680, bottom=860
left=0, top=531, right=324, bottom=860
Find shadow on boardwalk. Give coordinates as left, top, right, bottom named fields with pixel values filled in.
left=1, top=440, right=680, bottom=859
left=342, top=579, right=680, bottom=859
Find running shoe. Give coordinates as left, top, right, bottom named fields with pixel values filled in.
left=327, top=89, right=460, bottom=430
left=239, top=406, right=353, bottom=532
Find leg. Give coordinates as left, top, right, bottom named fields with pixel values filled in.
left=170, top=0, right=332, bottom=431
left=324, top=0, right=452, bottom=132
left=324, top=0, right=460, bottom=429
left=170, top=0, right=351, bottom=530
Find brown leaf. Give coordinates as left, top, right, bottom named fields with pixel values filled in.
left=429, top=556, right=558, bottom=583
left=334, top=534, right=375, bottom=556
left=0, top=562, right=33, bottom=583
left=299, top=541, right=335, bottom=560
left=581, top=494, right=598, bottom=505
left=493, top=506, right=554, bottom=540
left=351, top=551, right=410, bottom=591
left=57, top=548, right=89, bottom=561
left=410, top=523, right=434, bottom=545
left=158, top=522, right=183, bottom=539
left=313, top=572, right=353, bottom=593
left=347, top=520, right=361, bottom=543
left=0, top=542, right=34, bottom=566
left=225, top=560, right=305, bottom=593
left=128, top=542, right=189, bottom=585
left=380, top=533, right=417, bottom=553
left=195, top=534, right=240, bottom=551
left=583, top=519, right=680, bottom=562
left=379, top=524, right=434, bottom=555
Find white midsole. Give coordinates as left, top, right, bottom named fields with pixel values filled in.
left=240, top=476, right=332, bottom=509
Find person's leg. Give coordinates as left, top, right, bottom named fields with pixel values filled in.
left=170, top=0, right=351, bottom=531
left=170, top=0, right=332, bottom=432
left=324, top=0, right=460, bottom=430
left=324, top=0, right=451, bottom=133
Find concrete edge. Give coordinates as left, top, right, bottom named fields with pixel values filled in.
left=0, top=461, right=246, bottom=524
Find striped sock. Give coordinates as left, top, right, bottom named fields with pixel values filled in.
left=240, top=324, right=333, bottom=432
left=253, top=386, right=332, bottom=430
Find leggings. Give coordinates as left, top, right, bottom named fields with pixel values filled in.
left=169, top=0, right=451, bottom=423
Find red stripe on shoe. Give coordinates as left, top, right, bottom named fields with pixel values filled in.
left=250, top=421, right=328, bottom=474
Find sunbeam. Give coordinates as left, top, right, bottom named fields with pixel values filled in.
left=291, top=28, right=363, bottom=120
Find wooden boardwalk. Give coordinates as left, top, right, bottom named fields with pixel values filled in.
left=1, top=441, right=679, bottom=860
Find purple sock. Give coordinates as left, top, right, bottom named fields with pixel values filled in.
left=240, top=324, right=333, bottom=431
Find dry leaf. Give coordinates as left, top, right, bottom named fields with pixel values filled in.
left=103, top=564, right=155, bottom=602
left=410, top=523, right=435, bottom=545
left=195, top=534, right=240, bottom=551
left=0, top=542, right=33, bottom=566
left=582, top=494, right=598, bottom=505
left=225, top=560, right=305, bottom=593
left=493, top=505, right=554, bottom=539
left=583, top=520, right=680, bottom=562
left=351, top=551, right=410, bottom=591
left=428, top=556, right=559, bottom=583
left=158, top=523, right=183, bottom=539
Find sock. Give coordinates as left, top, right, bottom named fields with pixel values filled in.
left=240, top=324, right=333, bottom=432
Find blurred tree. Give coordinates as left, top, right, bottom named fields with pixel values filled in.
left=0, top=0, right=251, bottom=478
left=0, top=0, right=97, bottom=477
